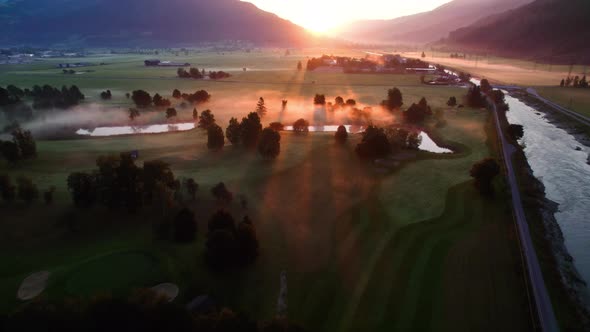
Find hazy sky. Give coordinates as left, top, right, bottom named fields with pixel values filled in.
left=242, top=0, right=453, bottom=32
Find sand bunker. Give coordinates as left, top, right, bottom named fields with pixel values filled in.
left=17, top=271, right=51, bottom=301
left=151, top=282, right=179, bottom=302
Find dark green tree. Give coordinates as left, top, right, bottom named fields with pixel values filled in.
left=207, top=124, right=225, bottom=150
left=0, top=175, right=16, bottom=202
left=16, top=176, right=38, bottom=204
left=292, top=118, right=309, bottom=133
left=211, top=183, right=233, bottom=204
left=174, top=208, right=197, bottom=243
left=226, top=117, right=242, bottom=145
left=355, top=125, right=391, bottom=159
left=67, top=172, right=97, bottom=208
left=198, top=110, right=216, bottom=129
left=132, top=90, right=152, bottom=108
left=258, top=128, right=281, bottom=160
left=240, top=112, right=262, bottom=148
left=382, top=88, right=403, bottom=111
left=165, top=108, right=177, bottom=119
left=255, top=97, right=267, bottom=117
left=470, top=158, right=500, bottom=195
left=335, top=125, right=348, bottom=143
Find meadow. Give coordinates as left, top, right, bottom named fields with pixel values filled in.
left=0, top=50, right=531, bottom=331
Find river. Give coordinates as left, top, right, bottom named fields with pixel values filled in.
left=503, top=93, right=590, bottom=284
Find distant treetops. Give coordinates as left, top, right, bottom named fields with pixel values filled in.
left=560, top=75, right=588, bottom=88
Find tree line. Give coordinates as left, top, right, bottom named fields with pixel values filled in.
left=560, top=75, right=588, bottom=88
left=177, top=68, right=231, bottom=80
left=2, top=292, right=307, bottom=332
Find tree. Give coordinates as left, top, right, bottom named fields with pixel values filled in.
left=129, top=108, right=140, bottom=121
left=0, top=141, right=19, bottom=163
left=240, top=112, right=262, bottom=148
left=198, top=110, right=216, bottom=129
left=258, top=128, right=281, bottom=160
left=174, top=208, right=197, bottom=243
left=560, top=79, right=565, bottom=87
left=334, top=96, right=345, bottom=108
left=211, top=183, right=233, bottom=203
left=407, top=132, right=422, bottom=150
left=132, top=90, right=152, bottom=108
left=206, top=229, right=237, bottom=270
left=184, top=178, right=198, bottom=201
left=208, top=209, right=236, bottom=233
left=43, top=186, right=56, bottom=205
left=403, top=98, right=432, bottom=123
left=335, top=125, right=348, bottom=143
left=236, top=216, right=259, bottom=265
left=480, top=79, right=492, bottom=94
left=466, top=85, right=486, bottom=108
left=508, top=124, right=524, bottom=140
left=447, top=96, right=457, bottom=107
left=207, top=124, right=225, bottom=150
left=313, top=94, right=326, bottom=105
left=12, top=128, right=36, bottom=159
left=421, top=51, right=426, bottom=58
left=225, top=117, right=242, bottom=145
left=269, top=122, right=284, bottom=131
left=297, top=61, right=303, bottom=70
left=165, top=108, right=177, bottom=119
left=345, top=99, right=357, bottom=107
left=100, top=90, right=112, bottom=100
left=470, top=158, right=500, bottom=195
left=355, top=126, right=391, bottom=159
left=255, top=97, right=267, bottom=117
left=292, top=118, right=309, bottom=133
left=382, top=87, right=403, bottom=111
left=281, top=100, right=288, bottom=111
left=386, top=127, right=410, bottom=151
left=153, top=93, right=171, bottom=108
left=67, top=172, right=97, bottom=208
left=126, top=92, right=130, bottom=99
left=192, top=108, right=198, bottom=121
left=16, top=176, right=38, bottom=204
left=172, top=89, right=181, bottom=99
left=0, top=175, right=16, bottom=202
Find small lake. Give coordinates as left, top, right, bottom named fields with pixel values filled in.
left=76, top=123, right=452, bottom=154
left=76, top=123, right=196, bottom=136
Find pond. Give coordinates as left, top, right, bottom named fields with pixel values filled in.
left=76, top=123, right=452, bottom=154
left=76, top=123, right=196, bottom=136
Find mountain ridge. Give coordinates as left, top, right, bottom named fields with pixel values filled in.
left=0, top=0, right=311, bottom=47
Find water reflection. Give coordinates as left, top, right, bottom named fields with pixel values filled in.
left=76, top=123, right=195, bottom=137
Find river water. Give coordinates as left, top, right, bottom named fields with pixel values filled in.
left=503, top=93, right=590, bottom=283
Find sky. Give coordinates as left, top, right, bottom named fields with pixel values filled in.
left=242, top=0, right=453, bottom=33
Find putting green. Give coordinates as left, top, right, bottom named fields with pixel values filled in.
left=65, top=251, right=163, bottom=296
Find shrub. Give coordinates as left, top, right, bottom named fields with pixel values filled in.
left=335, top=125, right=348, bottom=143
left=292, top=118, right=309, bottom=133
left=258, top=128, right=281, bottom=159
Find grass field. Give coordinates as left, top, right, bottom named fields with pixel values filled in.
left=402, top=52, right=587, bottom=87
left=0, top=50, right=531, bottom=331
left=535, top=87, right=590, bottom=118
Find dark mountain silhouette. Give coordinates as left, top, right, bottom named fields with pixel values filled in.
left=0, top=0, right=311, bottom=46
left=335, top=0, right=532, bottom=44
left=445, top=0, right=590, bottom=62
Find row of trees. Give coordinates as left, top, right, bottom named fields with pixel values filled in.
left=131, top=89, right=211, bottom=108
left=66, top=153, right=186, bottom=212
left=0, top=127, right=37, bottom=163
left=0, top=175, right=54, bottom=204
left=1, top=84, right=84, bottom=109
left=205, top=110, right=281, bottom=159
left=177, top=68, right=231, bottom=80
left=355, top=125, right=423, bottom=160
left=560, top=75, right=588, bottom=88
left=4, top=294, right=307, bottom=332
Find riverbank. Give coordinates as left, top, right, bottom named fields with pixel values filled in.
left=498, top=91, right=590, bottom=329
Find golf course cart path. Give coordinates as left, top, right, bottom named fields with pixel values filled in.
left=491, top=99, right=560, bottom=332
left=17, top=271, right=51, bottom=301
